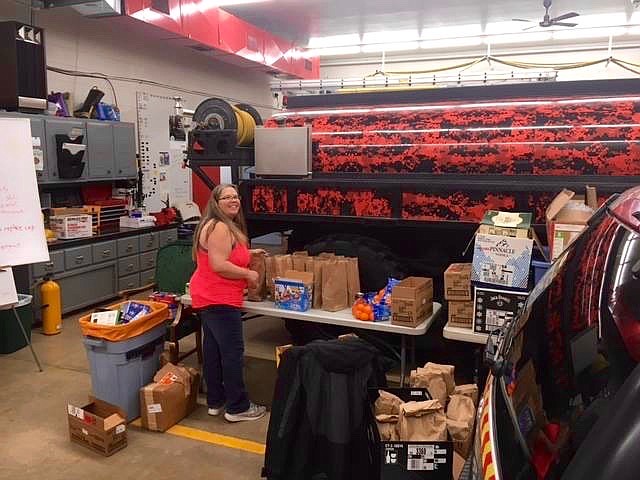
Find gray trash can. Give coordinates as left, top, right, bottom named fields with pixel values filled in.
left=83, top=322, right=165, bottom=420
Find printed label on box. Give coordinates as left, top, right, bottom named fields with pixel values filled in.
left=472, top=234, right=533, bottom=289
left=147, top=403, right=163, bottom=414
left=407, top=444, right=435, bottom=471
left=116, top=425, right=126, bottom=434
left=67, top=405, right=84, bottom=420
left=158, top=372, right=178, bottom=386
left=474, top=288, right=529, bottom=334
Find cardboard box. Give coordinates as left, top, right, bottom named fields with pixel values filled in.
left=371, top=388, right=454, bottom=480
left=444, top=263, right=472, bottom=301
left=478, top=210, right=532, bottom=239
left=274, top=270, right=314, bottom=312
left=473, top=287, right=529, bottom=334
left=448, top=301, right=474, bottom=329
left=50, top=214, right=93, bottom=239
left=67, top=396, right=127, bottom=456
left=546, top=189, right=596, bottom=260
left=512, top=360, right=546, bottom=445
left=140, top=363, right=200, bottom=432
left=471, top=234, right=533, bottom=289
left=391, top=277, right=434, bottom=327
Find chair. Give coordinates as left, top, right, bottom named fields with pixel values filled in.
left=119, top=239, right=202, bottom=365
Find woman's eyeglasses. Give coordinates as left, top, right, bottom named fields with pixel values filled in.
left=219, top=195, right=241, bottom=201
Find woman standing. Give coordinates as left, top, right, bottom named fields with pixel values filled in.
left=190, top=184, right=266, bottom=422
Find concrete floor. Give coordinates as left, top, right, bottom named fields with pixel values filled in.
left=0, top=302, right=291, bottom=480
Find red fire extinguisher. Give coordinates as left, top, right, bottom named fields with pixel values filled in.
left=41, top=276, right=62, bottom=335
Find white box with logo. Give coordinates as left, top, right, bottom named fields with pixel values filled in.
left=471, top=233, right=533, bottom=289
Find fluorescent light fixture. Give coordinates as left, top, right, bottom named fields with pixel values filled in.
left=361, top=41, right=420, bottom=53
left=305, top=46, right=361, bottom=56
left=553, top=26, right=627, bottom=40
left=362, top=29, right=419, bottom=44
left=485, top=21, right=522, bottom=35
left=307, top=33, right=361, bottom=49
left=421, top=24, right=482, bottom=39
left=420, top=37, right=482, bottom=49
left=486, top=31, right=552, bottom=44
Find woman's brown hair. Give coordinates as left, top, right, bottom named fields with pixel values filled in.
left=192, top=184, right=248, bottom=261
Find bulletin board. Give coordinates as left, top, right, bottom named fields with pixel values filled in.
left=136, top=92, right=192, bottom=211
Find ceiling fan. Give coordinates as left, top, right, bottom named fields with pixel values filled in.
left=513, top=0, right=580, bottom=30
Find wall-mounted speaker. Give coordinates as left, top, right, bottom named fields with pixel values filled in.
left=0, top=21, right=47, bottom=112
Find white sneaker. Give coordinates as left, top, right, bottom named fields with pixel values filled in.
left=208, top=405, right=224, bottom=416
left=224, top=402, right=266, bottom=422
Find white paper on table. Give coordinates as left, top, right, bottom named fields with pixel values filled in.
left=0, top=267, right=19, bottom=308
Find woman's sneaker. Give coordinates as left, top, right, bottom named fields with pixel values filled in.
left=224, top=402, right=266, bottom=422
left=207, top=405, right=224, bottom=416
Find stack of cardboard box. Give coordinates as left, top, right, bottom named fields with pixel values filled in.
left=469, top=211, right=534, bottom=334
left=444, top=264, right=473, bottom=329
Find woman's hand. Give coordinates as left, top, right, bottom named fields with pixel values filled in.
left=250, top=248, right=268, bottom=256
left=246, top=269, right=259, bottom=288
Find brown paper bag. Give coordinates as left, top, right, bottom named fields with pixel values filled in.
left=447, top=394, right=476, bottom=458
left=397, top=400, right=447, bottom=441
left=376, top=414, right=399, bottom=441
left=423, top=363, right=456, bottom=395
left=447, top=395, right=475, bottom=430
left=292, top=250, right=309, bottom=256
left=265, top=255, right=276, bottom=296
left=321, top=259, right=349, bottom=312
left=318, top=252, right=336, bottom=259
left=374, top=390, right=404, bottom=416
left=273, top=254, right=294, bottom=281
left=247, top=251, right=266, bottom=301
left=453, top=384, right=479, bottom=406
left=346, top=257, right=361, bottom=304
left=410, top=368, right=448, bottom=407
left=292, top=254, right=307, bottom=272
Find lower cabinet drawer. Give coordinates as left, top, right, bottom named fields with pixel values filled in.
left=139, top=250, right=157, bottom=271
left=118, top=255, right=140, bottom=277
left=92, top=240, right=117, bottom=263
left=32, top=250, right=65, bottom=278
left=119, top=273, right=140, bottom=291
left=65, top=245, right=93, bottom=270
left=140, top=268, right=155, bottom=287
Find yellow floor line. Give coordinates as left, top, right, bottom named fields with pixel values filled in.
left=166, top=424, right=266, bottom=455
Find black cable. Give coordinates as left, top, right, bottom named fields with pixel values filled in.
left=47, top=65, right=280, bottom=112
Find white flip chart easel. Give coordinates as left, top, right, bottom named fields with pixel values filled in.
left=0, top=118, right=48, bottom=371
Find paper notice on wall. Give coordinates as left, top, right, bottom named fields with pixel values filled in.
left=0, top=118, right=49, bottom=267
left=0, top=267, right=18, bottom=308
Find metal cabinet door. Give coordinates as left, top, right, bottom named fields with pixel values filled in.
left=113, top=123, right=137, bottom=178
left=45, top=118, right=86, bottom=182
left=86, top=121, right=115, bottom=179
left=58, top=262, right=118, bottom=314
left=30, top=117, right=49, bottom=182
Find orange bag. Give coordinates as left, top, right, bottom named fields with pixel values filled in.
left=79, top=301, right=170, bottom=342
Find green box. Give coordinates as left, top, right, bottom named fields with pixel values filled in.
left=0, top=294, right=34, bottom=354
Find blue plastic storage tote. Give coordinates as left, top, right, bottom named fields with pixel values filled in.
left=83, top=322, right=165, bottom=420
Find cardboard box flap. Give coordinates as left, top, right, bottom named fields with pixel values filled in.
left=103, top=413, right=126, bottom=431
left=152, top=364, right=192, bottom=398
left=85, top=396, right=127, bottom=430
left=481, top=210, right=532, bottom=230
left=282, top=270, right=314, bottom=285
left=546, top=189, right=575, bottom=221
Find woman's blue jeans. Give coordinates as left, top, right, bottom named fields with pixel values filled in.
left=198, top=305, right=249, bottom=414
